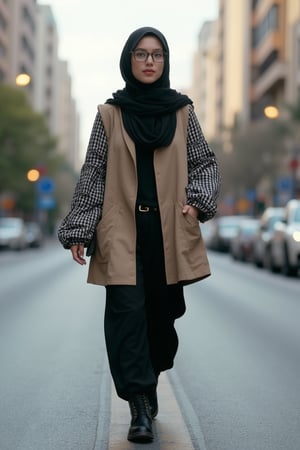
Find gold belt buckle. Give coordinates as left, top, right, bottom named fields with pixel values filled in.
left=139, top=205, right=150, bottom=212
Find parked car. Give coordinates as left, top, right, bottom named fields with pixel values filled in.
left=200, top=220, right=215, bottom=248
left=0, top=217, right=27, bottom=250
left=269, top=199, right=300, bottom=276
left=252, top=206, right=285, bottom=268
left=230, top=218, right=259, bottom=262
left=25, top=222, right=43, bottom=248
left=207, top=215, right=250, bottom=252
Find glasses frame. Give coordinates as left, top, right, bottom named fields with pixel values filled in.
left=130, top=49, right=166, bottom=63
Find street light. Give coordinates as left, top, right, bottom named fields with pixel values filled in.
left=27, top=169, right=40, bottom=182
left=16, top=73, right=31, bottom=87
left=264, top=105, right=279, bottom=120
left=26, top=169, right=40, bottom=223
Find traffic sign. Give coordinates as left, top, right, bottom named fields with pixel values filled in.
left=38, top=195, right=56, bottom=209
left=37, top=177, right=55, bottom=194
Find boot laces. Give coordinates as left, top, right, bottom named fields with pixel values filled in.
left=129, top=393, right=151, bottom=419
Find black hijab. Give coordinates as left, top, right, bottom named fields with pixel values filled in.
left=106, top=26, right=193, bottom=149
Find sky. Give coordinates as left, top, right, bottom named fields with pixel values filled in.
left=39, top=0, right=218, bottom=155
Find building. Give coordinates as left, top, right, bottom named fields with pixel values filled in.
left=0, top=0, right=10, bottom=82
left=217, top=0, right=251, bottom=133
left=251, top=0, right=286, bottom=117
left=0, top=0, right=81, bottom=172
left=191, top=20, right=218, bottom=141
left=6, top=0, right=37, bottom=102
left=190, top=0, right=300, bottom=207
left=56, top=59, right=81, bottom=169
left=34, top=4, right=59, bottom=135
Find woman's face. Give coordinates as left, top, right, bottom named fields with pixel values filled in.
left=131, top=36, right=165, bottom=84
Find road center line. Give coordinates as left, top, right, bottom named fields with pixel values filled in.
left=109, top=371, right=197, bottom=449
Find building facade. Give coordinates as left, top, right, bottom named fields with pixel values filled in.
left=191, top=0, right=300, bottom=206
left=0, top=0, right=80, bottom=172
left=191, top=20, right=218, bottom=141
left=0, top=0, right=9, bottom=82
left=6, top=0, right=36, bottom=102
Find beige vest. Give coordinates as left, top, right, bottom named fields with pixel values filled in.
left=87, top=104, right=210, bottom=286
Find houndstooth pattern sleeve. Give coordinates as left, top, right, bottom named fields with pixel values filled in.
left=57, top=112, right=108, bottom=248
left=186, top=105, right=220, bottom=222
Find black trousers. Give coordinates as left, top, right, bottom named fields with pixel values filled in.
left=104, top=209, right=186, bottom=400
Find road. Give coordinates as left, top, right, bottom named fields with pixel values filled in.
left=0, top=241, right=299, bottom=450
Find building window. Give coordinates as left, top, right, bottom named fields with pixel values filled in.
left=47, top=43, right=53, bottom=55
left=21, top=35, right=35, bottom=61
left=0, top=11, right=7, bottom=30
left=298, top=37, right=300, bottom=71
left=22, top=6, right=35, bottom=34
left=45, top=86, right=52, bottom=98
left=46, top=65, right=52, bottom=77
left=253, top=4, right=279, bottom=47
left=252, top=0, right=260, bottom=10
left=0, top=42, right=6, bottom=57
left=258, top=50, right=279, bottom=76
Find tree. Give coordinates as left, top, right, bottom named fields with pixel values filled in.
left=0, top=84, right=62, bottom=216
left=213, top=117, right=287, bottom=214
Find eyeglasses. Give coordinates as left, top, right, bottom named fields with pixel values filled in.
left=131, top=49, right=165, bottom=63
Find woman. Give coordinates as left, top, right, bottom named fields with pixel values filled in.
left=58, top=26, right=220, bottom=443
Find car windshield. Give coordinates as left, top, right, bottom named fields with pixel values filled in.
left=269, top=214, right=284, bottom=229
left=294, top=207, right=300, bottom=223
left=0, top=219, right=21, bottom=229
left=244, top=223, right=258, bottom=233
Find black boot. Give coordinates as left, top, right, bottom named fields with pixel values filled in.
left=149, top=388, right=158, bottom=419
left=127, top=393, right=153, bottom=443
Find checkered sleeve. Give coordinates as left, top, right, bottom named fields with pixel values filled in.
left=186, top=105, right=221, bottom=222
left=57, top=112, right=108, bottom=248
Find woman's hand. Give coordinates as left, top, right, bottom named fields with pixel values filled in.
left=70, top=244, right=86, bottom=265
left=182, top=204, right=199, bottom=219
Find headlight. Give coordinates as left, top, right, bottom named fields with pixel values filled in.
left=292, top=231, right=300, bottom=242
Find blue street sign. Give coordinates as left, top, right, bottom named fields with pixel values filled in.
left=37, top=177, right=55, bottom=194
left=276, top=176, right=293, bottom=191
left=38, top=195, right=56, bottom=210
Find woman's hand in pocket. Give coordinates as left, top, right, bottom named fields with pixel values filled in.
left=182, top=205, right=199, bottom=219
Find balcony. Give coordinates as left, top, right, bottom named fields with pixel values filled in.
left=251, top=59, right=286, bottom=100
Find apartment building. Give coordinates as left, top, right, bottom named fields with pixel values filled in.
left=217, top=0, right=251, bottom=133
left=55, top=60, right=80, bottom=169
left=286, top=1, right=300, bottom=101
left=251, top=0, right=287, bottom=118
left=251, top=0, right=300, bottom=118
left=191, top=20, right=218, bottom=141
left=0, top=0, right=9, bottom=81
left=34, top=4, right=59, bottom=135
left=7, top=0, right=37, bottom=101
left=0, top=0, right=81, bottom=172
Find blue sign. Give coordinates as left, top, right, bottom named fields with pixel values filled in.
left=276, top=176, right=293, bottom=191
left=38, top=195, right=56, bottom=210
left=245, top=189, right=256, bottom=201
left=37, top=177, right=55, bottom=194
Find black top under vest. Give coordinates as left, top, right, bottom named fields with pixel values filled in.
left=135, top=144, right=158, bottom=208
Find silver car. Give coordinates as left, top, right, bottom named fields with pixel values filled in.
left=270, top=200, right=300, bottom=276
left=0, top=217, right=27, bottom=250
left=252, top=206, right=285, bottom=269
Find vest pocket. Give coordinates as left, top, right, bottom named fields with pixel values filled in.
left=96, top=204, right=119, bottom=262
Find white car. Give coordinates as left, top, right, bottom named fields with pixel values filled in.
left=252, top=206, right=285, bottom=269
left=270, top=199, right=300, bottom=276
left=0, top=217, right=27, bottom=250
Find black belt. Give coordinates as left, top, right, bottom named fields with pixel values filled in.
left=137, top=205, right=158, bottom=213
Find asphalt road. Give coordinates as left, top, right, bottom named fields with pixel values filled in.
left=0, top=241, right=299, bottom=450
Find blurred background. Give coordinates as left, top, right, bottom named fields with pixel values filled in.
left=0, top=0, right=299, bottom=245
left=1, top=3, right=300, bottom=448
